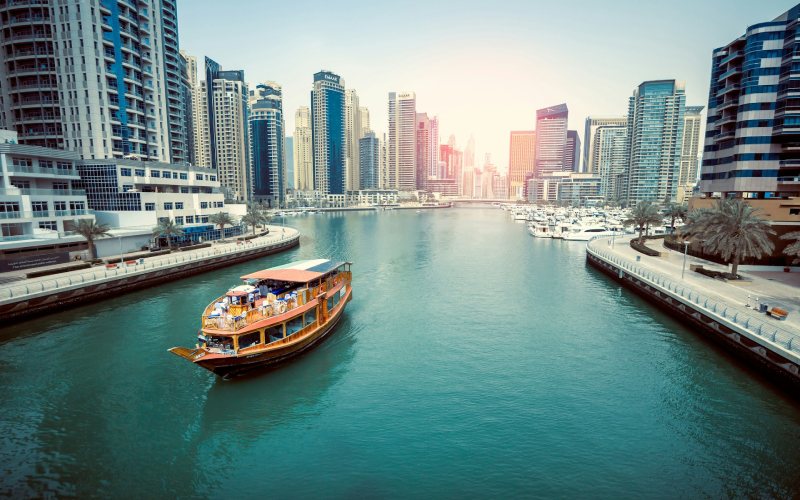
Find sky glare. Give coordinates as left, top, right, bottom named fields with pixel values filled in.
left=177, top=0, right=795, bottom=171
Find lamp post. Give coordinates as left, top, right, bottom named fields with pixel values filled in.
left=682, top=240, right=690, bottom=280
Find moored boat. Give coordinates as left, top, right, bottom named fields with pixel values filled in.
left=169, top=259, right=353, bottom=377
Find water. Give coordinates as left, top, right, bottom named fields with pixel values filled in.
left=1, top=208, right=798, bottom=498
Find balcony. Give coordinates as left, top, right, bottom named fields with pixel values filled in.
left=777, top=176, right=800, bottom=183
left=0, top=188, right=86, bottom=196
left=717, top=84, right=741, bottom=97
left=6, top=165, right=78, bottom=176
left=720, top=50, right=744, bottom=65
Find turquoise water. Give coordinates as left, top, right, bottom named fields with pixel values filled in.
left=1, top=208, right=798, bottom=498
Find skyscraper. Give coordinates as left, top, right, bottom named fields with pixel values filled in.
left=508, top=131, right=536, bottom=200
left=249, top=82, right=285, bottom=208
left=345, top=89, right=362, bottom=191
left=534, top=104, right=569, bottom=177
left=285, top=137, right=294, bottom=191
left=205, top=57, right=249, bottom=201
left=359, top=131, right=380, bottom=190
left=311, top=70, right=346, bottom=195
left=700, top=6, right=800, bottom=200
left=387, top=92, right=417, bottom=191
left=359, top=107, right=371, bottom=138
left=594, top=126, right=628, bottom=200
left=415, top=113, right=439, bottom=190
left=565, top=130, right=581, bottom=172
left=678, top=106, right=704, bottom=203
left=0, top=0, right=188, bottom=162
left=294, top=107, right=313, bottom=191
left=582, top=117, right=627, bottom=174
left=625, top=80, right=686, bottom=205
left=464, top=135, right=476, bottom=172
left=181, top=51, right=198, bottom=166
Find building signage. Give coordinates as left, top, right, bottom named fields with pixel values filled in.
left=315, top=72, right=340, bottom=84
left=0, top=251, right=70, bottom=272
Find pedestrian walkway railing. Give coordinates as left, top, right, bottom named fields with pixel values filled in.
left=587, top=236, right=800, bottom=356
left=0, top=230, right=299, bottom=302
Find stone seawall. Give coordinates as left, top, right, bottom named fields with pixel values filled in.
left=0, top=232, right=299, bottom=324
left=586, top=239, right=800, bottom=393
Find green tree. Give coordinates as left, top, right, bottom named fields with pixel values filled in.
left=780, top=231, right=800, bottom=264
left=209, top=211, right=235, bottom=240
left=665, top=202, right=688, bottom=233
left=73, top=219, right=111, bottom=259
left=680, top=199, right=774, bottom=278
left=240, top=203, right=270, bottom=235
left=152, top=218, right=184, bottom=249
left=623, top=202, right=663, bottom=243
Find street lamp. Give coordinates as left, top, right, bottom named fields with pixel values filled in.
left=681, top=240, right=690, bottom=279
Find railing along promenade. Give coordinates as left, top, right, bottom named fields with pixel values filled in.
left=0, top=230, right=299, bottom=302
left=586, top=236, right=800, bottom=360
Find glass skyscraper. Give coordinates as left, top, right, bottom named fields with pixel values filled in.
left=311, top=71, right=346, bottom=195
left=249, top=83, right=285, bottom=208
left=625, top=80, right=686, bottom=205
left=359, top=132, right=380, bottom=190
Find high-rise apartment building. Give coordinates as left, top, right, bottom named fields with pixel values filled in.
left=285, top=136, right=294, bottom=192
left=204, top=57, right=249, bottom=201
left=678, top=105, right=703, bottom=203
left=565, top=130, right=581, bottom=172
left=249, top=82, right=285, bottom=208
left=294, top=106, right=313, bottom=191
left=415, top=113, right=439, bottom=190
left=464, top=135, right=476, bottom=172
left=700, top=5, right=800, bottom=201
left=0, top=0, right=189, bottom=162
left=582, top=117, right=627, bottom=174
left=594, top=125, right=628, bottom=200
left=345, top=89, right=361, bottom=191
left=311, top=71, right=346, bottom=195
left=625, top=80, right=686, bottom=205
left=387, top=91, right=417, bottom=191
left=508, top=131, right=536, bottom=200
left=359, top=107, right=370, bottom=138
left=181, top=51, right=198, bottom=166
left=359, top=131, right=380, bottom=190
left=534, top=104, right=569, bottom=177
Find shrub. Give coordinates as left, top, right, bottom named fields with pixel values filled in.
left=26, top=262, right=91, bottom=278
left=630, top=239, right=661, bottom=257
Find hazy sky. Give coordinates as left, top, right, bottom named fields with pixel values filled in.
left=177, top=0, right=795, bottom=172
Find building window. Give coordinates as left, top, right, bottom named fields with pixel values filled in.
left=200, top=216, right=209, bottom=223
left=53, top=182, right=68, bottom=191
left=163, top=202, right=173, bottom=210
left=210, top=176, right=216, bottom=181
left=40, top=160, right=53, bottom=169
left=145, top=203, right=155, bottom=211
left=135, top=168, right=145, bottom=176
left=163, top=171, right=172, bottom=179
left=32, top=201, right=49, bottom=214
left=180, top=187, right=189, bottom=193
left=122, top=184, right=134, bottom=192
left=174, top=216, right=184, bottom=225
left=11, top=180, right=30, bottom=189
left=56, top=162, right=72, bottom=171
left=38, top=220, right=57, bottom=231
left=150, top=170, right=160, bottom=178
left=196, top=174, right=203, bottom=181
left=185, top=216, right=194, bottom=223
left=120, top=167, right=132, bottom=176
left=175, top=202, right=184, bottom=209
left=179, top=173, right=188, bottom=180
left=200, top=202, right=208, bottom=209
left=11, top=158, right=32, bottom=168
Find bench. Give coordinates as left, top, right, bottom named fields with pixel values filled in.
left=767, top=307, right=788, bottom=321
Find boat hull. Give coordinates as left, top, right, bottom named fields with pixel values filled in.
left=181, top=288, right=352, bottom=377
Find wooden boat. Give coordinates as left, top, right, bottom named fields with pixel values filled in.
left=169, top=259, right=352, bottom=377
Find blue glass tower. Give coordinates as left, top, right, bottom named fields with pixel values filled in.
left=359, top=132, right=379, bottom=189
left=311, top=71, right=346, bottom=195
left=249, top=83, right=285, bottom=208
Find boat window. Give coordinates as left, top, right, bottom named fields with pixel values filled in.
left=239, top=332, right=260, bottom=349
left=326, top=297, right=334, bottom=311
left=266, top=325, right=283, bottom=343
left=208, top=336, right=233, bottom=350
left=286, top=316, right=303, bottom=336
left=332, top=292, right=340, bottom=307
left=304, top=308, right=316, bottom=326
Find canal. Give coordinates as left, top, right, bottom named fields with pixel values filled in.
left=1, top=208, right=798, bottom=497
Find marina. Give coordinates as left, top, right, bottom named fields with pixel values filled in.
left=0, top=208, right=797, bottom=497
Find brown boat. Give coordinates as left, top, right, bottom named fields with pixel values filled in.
left=169, top=259, right=352, bottom=377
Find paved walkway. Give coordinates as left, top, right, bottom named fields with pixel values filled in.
left=601, top=235, right=800, bottom=332
left=0, top=225, right=298, bottom=301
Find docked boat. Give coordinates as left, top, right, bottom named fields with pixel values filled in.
left=169, top=259, right=353, bottom=377
left=562, top=226, right=617, bottom=241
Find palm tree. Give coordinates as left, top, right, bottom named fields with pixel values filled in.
left=240, top=203, right=270, bottom=235
left=624, top=202, right=663, bottom=243
left=152, top=218, right=184, bottom=249
left=73, top=219, right=111, bottom=260
left=780, top=231, right=800, bottom=264
left=209, top=211, right=235, bottom=240
left=680, top=199, right=774, bottom=278
left=665, top=202, right=688, bottom=233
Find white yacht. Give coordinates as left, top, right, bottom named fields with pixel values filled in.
left=528, top=223, right=553, bottom=238
left=563, top=226, right=617, bottom=241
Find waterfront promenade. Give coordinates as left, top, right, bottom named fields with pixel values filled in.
left=587, top=234, right=800, bottom=387
left=0, top=225, right=299, bottom=321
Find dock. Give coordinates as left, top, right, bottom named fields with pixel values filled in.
left=586, top=234, right=800, bottom=391
left=0, top=226, right=300, bottom=323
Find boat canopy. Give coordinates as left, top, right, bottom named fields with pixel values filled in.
left=240, top=259, right=348, bottom=284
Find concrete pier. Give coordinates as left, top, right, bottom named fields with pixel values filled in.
left=0, top=226, right=299, bottom=323
left=586, top=235, right=800, bottom=392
